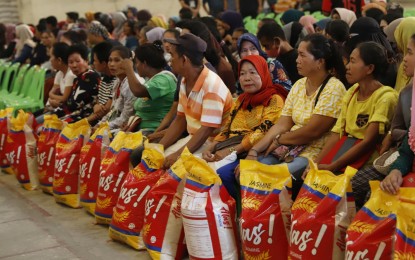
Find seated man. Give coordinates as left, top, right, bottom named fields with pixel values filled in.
left=132, top=33, right=233, bottom=168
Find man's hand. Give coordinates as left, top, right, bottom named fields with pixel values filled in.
left=163, top=151, right=180, bottom=169
left=214, top=149, right=231, bottom=161
left=202, top=150, right=215, bottom=162
left=119, top=58, right=134, bottom=75
left=381, top=169, right=403, bottom=195
left=147, top=131, right=165, bottom=143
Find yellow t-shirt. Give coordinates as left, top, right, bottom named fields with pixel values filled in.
left=281, top=77, right=346, bottom=160
left=332, top=84, right=398, bottom=139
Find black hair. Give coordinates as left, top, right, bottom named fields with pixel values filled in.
left=364, top=8, right=385, bottom=24
left=66, top=12, right=79, bottom=22
left=94, top=12, right=102, bottom=21
left=0, top=23, right=6, bottom=52
left=355, top=42, right=388, bottom=80
left=163, top=28, right=180, bottom=39
left=52, top=42, right=70, bottom=64
left=67, top=44, right=89, bottom=61
left=198, top=17, right=221, bottom=43
left=174, top=43, right=204, bottom=67
left=381, top=13, right=401, bottom=25
left=62, top=30, right=87, bottom=45
left=260, top=18, right=277, bottom=27
left=387, top=2, right=404, bottom=17
left=92, top=41, right=114, bottom=63
left=45, top=16, right=58, bottom=27
left=136, top=9, right=152, bottom=22
left=124, top=20, right=136, bottom=36
left=301, top=33, right=347, bottom=86
left=36, top=20, right=47, bottom=33
left=181, top=20, right=220, bottom=67
left=257, top=23, right=286, bottom=41
left=179, top=7, right=193, bottom=20
left=110, top=45, right=132, bottom=59
left=98, top=13, right=114, bottom=34
left=135, top=40, right=167, bottom=69
left=325, top=20, right=349, bottom=44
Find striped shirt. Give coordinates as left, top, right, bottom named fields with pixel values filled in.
left=177, top=66, right=233, bottom=135
left=98, top=75, right=117, bottom=105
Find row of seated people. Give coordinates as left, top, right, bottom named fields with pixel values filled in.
left=27, top=26, right=413, bottom=212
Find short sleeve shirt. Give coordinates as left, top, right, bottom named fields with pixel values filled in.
left=282, top=77, right=346, bottom=159
left=177, top=66, right=233, bottom=135
left=54, top=70, right=76, bottom=94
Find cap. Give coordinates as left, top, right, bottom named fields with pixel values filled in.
left=164, top=33, right=207, bottom=60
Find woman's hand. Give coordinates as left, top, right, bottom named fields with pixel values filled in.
left=379, top=134, right=393, bottom=155
left=317, top=163, right=335, bottom=172
left=202, top=150, right=216, bottom=162
left=264, top=141, right=278, bottom=156
left=380, top=169, right=403, bottom=195
left=214, top=149, right=231, bottom=161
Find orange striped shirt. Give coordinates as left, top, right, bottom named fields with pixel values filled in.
left=177, top=67, right=233, bottom=135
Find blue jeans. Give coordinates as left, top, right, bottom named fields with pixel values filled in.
left=216, top=160, right=240, bottom=200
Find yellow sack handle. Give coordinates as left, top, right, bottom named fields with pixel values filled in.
left=142, top=142, right=165, bottom=170
left=43, top=114, right=65, bottom=130
left=10, top=110, right=30, bottom=131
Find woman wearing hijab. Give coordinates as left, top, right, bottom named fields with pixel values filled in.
left=237, top=33, right=292, bottom=91
left=280, top=9, right=304, bottom=25
left=13, top=24, right=36, bottom=64
left=282, top=22, right=307, bottom=48
left=299, top=15, right=317, bottom=34
left=393, top=17, right=415, bottom=93
left=203, top=55, right=287, bottom=200
left=148, top=16, right=168, bottom=29
left=111, top=12, right=127, bottom=42
left=331, top=7, right=357, bottom=27
left=146, top=27, right=165, bottom=43
left=345, top=17, right=397, bottom=88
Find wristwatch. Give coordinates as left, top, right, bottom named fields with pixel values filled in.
left=274, top=134, right=281, bottom=146
left=229, top=147, right=236, bottom=153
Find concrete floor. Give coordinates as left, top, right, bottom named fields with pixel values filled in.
left=0, top=172, right=151, bottom=260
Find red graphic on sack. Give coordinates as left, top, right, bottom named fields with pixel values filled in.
left=95, top=148, right=131, bottom=224
left=38, top=128, right=61, bottom=193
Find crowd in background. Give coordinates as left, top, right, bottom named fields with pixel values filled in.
left=0, top=0, right=414, bottom=209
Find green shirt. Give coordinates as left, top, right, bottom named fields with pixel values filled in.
left=133, top=71, right=176, bottom=131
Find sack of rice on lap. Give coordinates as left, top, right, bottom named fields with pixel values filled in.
left=346, top=181, right=398, bottom=260
left=143, top=153, right=188, bottom=259
left=181, top=148, right=239, bottom=260
left=53, top=119, right=90, bottom=207
left=37, top=114, right=65, bottom=194
left=0, top=108, right=14, bottom=174
left=79, top=122, right=112, bottom=215
left=289, top=160, right=357, bottom=259
left=394, top=187, right=415, bottom=259
left=239, top=160, right=292, bottom=260
left=6, top=110, right=39, bottom=190
left=95, top=131, right=143, bottom=224
left=109, top=142, right=165, bottom=250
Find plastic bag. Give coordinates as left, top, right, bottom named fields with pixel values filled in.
left=6, top=110, right=39, bottom=190
left=0, top=108, right=14, bottom=174
left=95, top=131, right=143, bottom=224
left=37, top=115, right=65, bottom=194
left=345, top=181, right=398, bottom=260
left=181, top=148, right=239, bottom=260
left=289, top=161, right=357, bottom=259
left=143, top=156, right=187, bottom=260
left=239, top=160, right=292, bottom=260
left=109, top=143, right=165, bottom=249
left=53, top=119, right=90, bottom=207
left=394, top=187, right=415, bottom=259
left=79, top=123, right=112, bottom=215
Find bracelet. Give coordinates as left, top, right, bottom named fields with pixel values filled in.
left=249, top=148, right=259, bottom=154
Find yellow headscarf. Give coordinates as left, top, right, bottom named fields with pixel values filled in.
left=394, top=17, right=415, bottom=92
left=148, top=16, right=168, bottom=29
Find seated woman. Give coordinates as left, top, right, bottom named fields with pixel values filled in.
left=203, top=55, right=287, bottom=200
left=46, top=42, right=76, bottom=111
left=121, top=40, right=177, bottom=134
left=237, top=33, right=292, bottom=92
left=245, top=34, right=347, bottom=199
left=95, top=46, right=138, bottom=133
left=54, top=44, right=101, bottom=123
left=352, top=35, right=415, bottom=209
left=311, top=42, right=397, bottom=175
left=13, top=24, right=36, bottom=64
